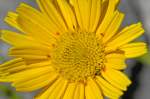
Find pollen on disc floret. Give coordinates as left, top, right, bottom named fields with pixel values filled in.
left=51, top=31, right=105, bottom=82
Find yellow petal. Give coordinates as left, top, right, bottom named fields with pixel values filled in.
left=77, top=0, right=92, bottom=31
left=35, top=77, right=68, bottom=99
left=1, top=65, right=26, bottom=75
left=74, top=83, right=85, bottom=99
left=4, top=12, right=23, bottom=32
left=63, top=83, right=76, bottom=99
left=36, top=0, right=67, bottom=32
left=14, top=72, right=58, bottom=92
left=115, top=0, right=120, bottom=5
left=120, top=42, right=147, bottom=58
left=12, top=55, right=48, bottom=60
left=9, top=47, right=50, bottom=60
left=106, top=23, right=144, bottom=50
left=105, top=53, right=126, bottom=70
left=89, top=0, right=101, bottom=32
left=9, top=46, right=51, bottom=56
left=0, top=60, right=52, bottom=76
left=85, top=78, right=103, bottom=99
left=96, top=76, right=123, bottom=98
left=26, top=60, right=53, bottom=68
left=1, top=30, right=54, bottom=55
left=0, top=58, right=24, bottom=69
left=0, top=58, right=25, bottom=77
left=101, top=68, right=131, bottom=91
left=16, top=3, right=57, bottom=45
left=1, top=30, right=45, bottom=47
left=57, top=0, right=77, bottom=30
left=69, top=0, right=83, bottom=29
left=102, top=0, right=119, bottom=6
left=5, top=65, right=53, bottom=81
left=103, top=11, right=124, bottom=43
left=95, top=0, right=108, bottom=39
left=96, top=0, right=116, bottom=37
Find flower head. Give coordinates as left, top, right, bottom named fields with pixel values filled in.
left=0, top=0, right=147, bottom=99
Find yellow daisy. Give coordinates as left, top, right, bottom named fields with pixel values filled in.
left=0, top=0, right=147, bottom=99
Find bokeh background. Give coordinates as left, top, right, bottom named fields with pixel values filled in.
left=0, top=0, right=150, bottom=99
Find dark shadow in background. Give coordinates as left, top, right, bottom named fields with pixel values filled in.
left=122, top=62, right=143, bottom=99
left=122, top=1, right=149, bottom=99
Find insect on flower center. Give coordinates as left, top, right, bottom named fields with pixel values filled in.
left=51, top=31, right=105, bottom=82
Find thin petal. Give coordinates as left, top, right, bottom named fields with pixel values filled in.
left=85, top=78, right=103, bottom=99
left=89, top=0, right=101, bottom=32
left=36, top=0, right=67, bottom=32
left=102, top=10, right=124, bottom=43
left=8, top=47, right=50, bottom=60
left=9, top=46, right=51, bottom=56
left=96, top=76, right=123, bottom=98
left=4, top=12, right=23, bottom=32
left=115, top=0, right=120, bottom=4
left=63, top=83, right=76, bottom=99
left=0, top=58, right=25, bottom=77
left=57, top=0, right=77, bottom=30
left=1, top=61, right=57, bottom=92
left=96, top=0, right=116, bottom=38
left=69, top=0, right=83, bottom=30
left=102, top=0, right=119, bottom=5
left=106, top=23, right=144, bottom=50
left=0, top=58, right=24, bottom=69
left=35, top=77, right=68, bottom=99
left=5, top=62, right=57, bottom=92
left=77, top=0, right=92, bottom=31
left=1, top=30, right=47, bottom=47
left=16, top=3, right=57, bottom=45
left=101, top=68, right=131, bottom=91
left=14, top=72, right=58, bottom=92
left=0, top=59, right=51, bottom=78
left=105, top=53, right=126, bottom=70
left=74, top=83, right=85, bottom=99
left=5, top=65, right=54, bottom=81
left=69, top=0, right=93, bottom=31
left=120, top=42, right=147, bottom=58
left=25, top=60, right=53, bottom=68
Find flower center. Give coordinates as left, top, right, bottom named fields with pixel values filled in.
left=51, top=31, right=105, bottom=82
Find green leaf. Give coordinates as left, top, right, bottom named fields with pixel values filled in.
left=0, top=85, right=23, bottom=99
left=138, top=50, right=150, bottom=65
left=0, top=56, right=4, bottom=61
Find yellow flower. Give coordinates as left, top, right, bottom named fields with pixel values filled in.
left=0, top=0, right=147, bottom=99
